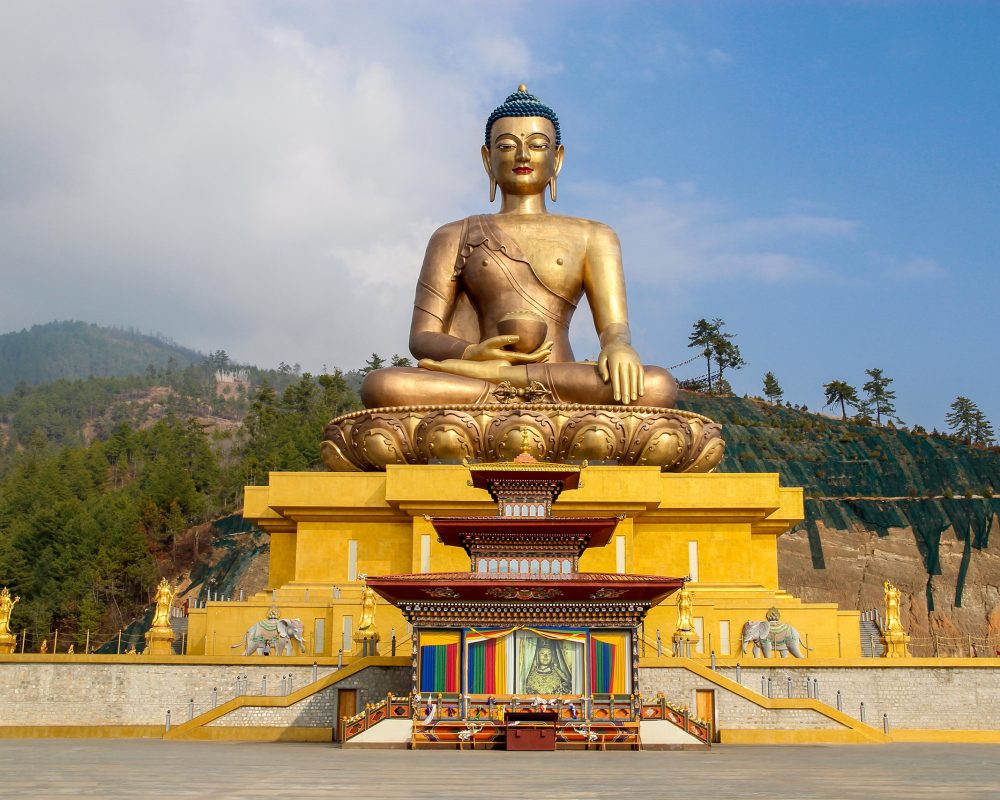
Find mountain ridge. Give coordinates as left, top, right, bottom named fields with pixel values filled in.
left=0, top=321, right=204, bottom=394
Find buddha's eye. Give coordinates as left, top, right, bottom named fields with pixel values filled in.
left=530, top=143, right=549, bottom=151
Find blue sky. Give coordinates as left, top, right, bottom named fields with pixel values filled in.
left=1, top=2, right=997, bottom=431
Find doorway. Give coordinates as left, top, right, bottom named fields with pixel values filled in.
left=336, top=689, right=357, bottom=742
left=695, top=689, right=718, bottom=743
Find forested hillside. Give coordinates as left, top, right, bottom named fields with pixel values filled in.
left=0, top=321, right=204, bottom=393
left=0, top=361, right=361, bottom=650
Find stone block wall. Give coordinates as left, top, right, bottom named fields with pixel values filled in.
left=0, top=659, right=341, bottom=726
left=207, top=667, right=410, bottom=728
left=639, top=667, right=842, bottom=730
left=640, top=662, right=1000, bottom=731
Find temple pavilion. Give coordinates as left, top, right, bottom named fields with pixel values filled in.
left=366, top=448, right=684, bottom=709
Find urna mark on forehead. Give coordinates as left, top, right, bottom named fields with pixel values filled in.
left=485, top=83, right=562, bottom=147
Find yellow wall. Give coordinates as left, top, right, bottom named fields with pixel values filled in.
left=189, top=466, right=858, bottom=660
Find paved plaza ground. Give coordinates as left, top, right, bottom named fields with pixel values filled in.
left=1, top=740, right=998, bottom=799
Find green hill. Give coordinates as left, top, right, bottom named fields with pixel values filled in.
left=0, top=321, right=204, bottom=393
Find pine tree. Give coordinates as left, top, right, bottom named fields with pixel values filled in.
left=823, top=380, right=860, bottom=421
left=973, top=410, right=995, bottom=446
left=762, top=372, right=783, bottom=404
left=361, top=353, right=386, bottom=375
left=946, top=396, right=978, bottom=443
left=688, top=318, right=743, bottom=392
left=861, top=368, right=898, bottom=426
left=390, top=354, right=413, bottom=367
left=688, top=319, right=719, bottom=392
left=713, top=336, right=745, bottom=387
left=948, top=397, right=996, bottom=445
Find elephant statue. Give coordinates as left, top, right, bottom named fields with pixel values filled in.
left=231, top=615, right=306, bottom=656
left=741, top=609, right=810, bottom=658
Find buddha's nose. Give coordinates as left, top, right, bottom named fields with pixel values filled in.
left=516, top=142, right=530, bottom=162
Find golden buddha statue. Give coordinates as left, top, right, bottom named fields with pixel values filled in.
left=361, top=85, right=676, bottom=410
left=357, top=581, right=378, bottom=634
left=0, top=587, right=18, bottom=637
left=145, top=578, right=177, bottom=655
left=323, top=87, right=724, bottom=473
left=0, top=587, right=18, bottom=654
left=882, top=580, right=911, bottom=658
left=151, top=578, right=174, bottom=629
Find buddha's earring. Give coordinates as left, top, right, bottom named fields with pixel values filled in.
left=489, top=177, right=497, bottom=203
left=549, top=176, right=557, bottom=202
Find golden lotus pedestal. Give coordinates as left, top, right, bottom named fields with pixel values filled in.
left=0, top=633, right=16, bottom=655
left=320, top=404, right=725, bottom=472
left=144, top=626, right=175, bottom=656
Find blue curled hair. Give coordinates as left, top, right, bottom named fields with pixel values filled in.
left=485, top=85, right=561, bottom=147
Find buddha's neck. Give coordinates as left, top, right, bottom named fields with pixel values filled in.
left=498, top=193, right=548, bottom=215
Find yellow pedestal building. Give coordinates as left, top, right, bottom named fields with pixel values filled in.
left=186, top=465, right=860, bottom=660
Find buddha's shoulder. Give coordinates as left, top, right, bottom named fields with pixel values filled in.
left=544, top=215, right=621, bottom=248
left=429, top=219, right=468, bottom=240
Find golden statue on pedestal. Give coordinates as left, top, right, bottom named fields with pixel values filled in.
left=145, top=578, right=177, bottom=656
left=0, top=587, right=19, bottom=655
left=323, top=86, right=724, bottom=473
left=672, top=587, right=699, bottom=656
left=353, top=578, right=380, bottom=656
left=882, top=580, right=911, bottom=658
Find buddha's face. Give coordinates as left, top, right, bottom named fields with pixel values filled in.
left=482, top=116, right=564, bottom=197
left=537, top=647, right=553, bottom=667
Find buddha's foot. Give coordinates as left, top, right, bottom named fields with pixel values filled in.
left=320, top=403, right=724, bottom=473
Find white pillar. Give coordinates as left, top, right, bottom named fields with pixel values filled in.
left=348, top=540, right=358, bottom=581
left=687, top=541, right=699, bottom=583
left=342, top=615, right=353, bottom=654
left=420, top=534, right=431, bottom=573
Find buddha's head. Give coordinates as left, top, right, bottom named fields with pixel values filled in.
left=482, top=85, right=564, bottom=201
left=536, top=643, right=554, bottom=668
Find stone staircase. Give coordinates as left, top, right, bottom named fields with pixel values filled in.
left=859, top=611, right=885, bottom=657
left=170, top=616, right=188, bottom=655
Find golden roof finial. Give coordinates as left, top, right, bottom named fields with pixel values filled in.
left=518, top=83, right=528, bottom=93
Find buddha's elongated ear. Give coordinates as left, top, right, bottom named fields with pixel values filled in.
left=481, top=144, right=497, bottom=203
left=550, top=144, right=565, bottom=202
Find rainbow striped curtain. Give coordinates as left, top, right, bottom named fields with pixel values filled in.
left=465, top=628, right=515, bottom=694
left=419, top=631, right=461, bottom=693
left=589, top=631, right=630, bottom=695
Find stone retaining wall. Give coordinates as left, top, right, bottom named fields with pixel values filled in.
left=207, top=667, right=409, bottom=728
left=0, top=660, right=342, bottom=727
left=640, top=661, right=1000, bottom=731
left=3, top=657, right=997, bottom=736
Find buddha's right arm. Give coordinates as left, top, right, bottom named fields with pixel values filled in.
left=408, top=223, right=471, bottom=361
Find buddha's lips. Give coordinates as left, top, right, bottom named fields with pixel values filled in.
left=513, top=167, right=533, bottom=174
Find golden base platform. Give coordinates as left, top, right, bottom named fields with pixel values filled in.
left=144, top=627, right=175, bottom=656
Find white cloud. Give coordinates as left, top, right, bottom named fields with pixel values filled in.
left=570, top=179, right=856, bottom=289
left=0, top=2, right=548, bottom=370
